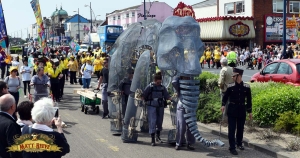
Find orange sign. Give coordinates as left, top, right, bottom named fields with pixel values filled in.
left=173, top=2, right=196, bottom=19
left=286, top=19, right=297, bottom=29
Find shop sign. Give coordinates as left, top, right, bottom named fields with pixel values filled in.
left=173, top=2, right=196, bottom=19
left=229, top=21, right=250, bottom=37
left=265, top=15, right=300, bottom=42
left=137, top=13, right=156, bottom=18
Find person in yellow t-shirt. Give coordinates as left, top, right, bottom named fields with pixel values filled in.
left=204, top=47, right=212, bottom=68
left=63, top=57, right=69, bottom=81
left=94, top=47, right=102, bottom=58
left=93, top=55, right=103, bottom=80
left=48, top=59, right=63, bottom=102
left=200, top=54, right=205, bottom=69
left=5, top=54, right=12, bottom=77
left=214, top=46, right=222, bottom=69
left=68, top=55, right=78, bottom=84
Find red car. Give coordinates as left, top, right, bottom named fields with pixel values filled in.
left=250, top=59, right=300, bottom=86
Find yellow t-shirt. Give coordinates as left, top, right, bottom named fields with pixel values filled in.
left=93, top=58, right=103, bottom=71
left=63, top=59, right=69, bottom=70
left=205, top=51, right=212, bottom=60
left=68, top=60, right=78, bottom=71
left=214, top=50, right=221, bottom=60
left=48, top=67, right=61, bottom=78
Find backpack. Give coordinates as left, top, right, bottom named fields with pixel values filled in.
left=147, top=83, right=167, bottom=108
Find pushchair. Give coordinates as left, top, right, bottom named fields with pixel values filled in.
left=247, top=59, right=254, bottom=70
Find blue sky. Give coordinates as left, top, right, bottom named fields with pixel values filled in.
left=2, top=0, right=203, bottom=38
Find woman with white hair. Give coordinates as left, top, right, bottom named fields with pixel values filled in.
left=21, top=97, right=70, bottom=158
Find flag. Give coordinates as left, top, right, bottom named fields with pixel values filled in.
left=30, top=0, right=46, bottom=53
left=0, top=0, right=9, bottom=48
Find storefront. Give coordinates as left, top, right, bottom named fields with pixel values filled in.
left=197, top=16, right=256, bottom=50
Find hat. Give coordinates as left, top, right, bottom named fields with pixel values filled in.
left=232, top=68, right=244, bottom=76
left=70, top=55, right=75, bottom=59
left=9, top=66, right=18, bottom=72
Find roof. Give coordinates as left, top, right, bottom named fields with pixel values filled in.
left=64, top=14, right=89, bottom=23
left=192, top=0, right=217, bottom=8
left=282, top=59, right=300, bottom=64
left=52, top=6, right=68, bottom=17
left=108, top=4, right=140, bottom=15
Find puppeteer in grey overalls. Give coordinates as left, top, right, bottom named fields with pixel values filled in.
left=143, top=72, right=171, bottom=146
left=118, top=68, right=134, bottom=117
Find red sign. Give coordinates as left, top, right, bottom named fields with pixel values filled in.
left=173, top=2, right=196, bottom=19
left=229, top=21, right=250, bottom=37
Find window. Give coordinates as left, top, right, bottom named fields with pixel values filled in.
left=126, top=13, right=129, bottom=18
left=132, top=12, right=135, bottom=17
left=290, top=1, right=300, bottom=13
left=263, top=63, right=278, bottom=74
left=273, top=0, right=284, bottom=13
left=113, top=16, right=116, bottom=20
left=117, top=15, right=120, bottom=20
left=277, top=62, right=291, bottom=74
left=236, top=1, right=245, bottom=14
left=224, top=1, right=244, bottom=15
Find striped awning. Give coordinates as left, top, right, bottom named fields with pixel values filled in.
left=197, top=16, right=256, bottom=40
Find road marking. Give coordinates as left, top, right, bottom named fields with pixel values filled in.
left=108, top=146, right=119, bottom=152
left=96, top=138, right=108, bottom=143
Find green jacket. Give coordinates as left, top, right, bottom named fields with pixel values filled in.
left=226, top=51, right=237, bottom=64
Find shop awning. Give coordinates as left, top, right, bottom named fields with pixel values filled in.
left=197, top=16, right=255, bottom=40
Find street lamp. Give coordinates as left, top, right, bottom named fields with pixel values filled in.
left=84, top=2, right=93, bottom=34
left=283, top=0, right=287, bottom=57
left=74, top=9, right=80, bottom=44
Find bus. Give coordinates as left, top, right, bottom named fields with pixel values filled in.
left=97, top=25, right=123, bottom=53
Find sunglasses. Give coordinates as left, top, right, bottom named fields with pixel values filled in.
left=103, top=62, right=107, bottom=64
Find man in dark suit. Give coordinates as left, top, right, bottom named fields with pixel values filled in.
left=0, top=94, right=22, bottom=158
left=221, top=68, right=252, bottom=156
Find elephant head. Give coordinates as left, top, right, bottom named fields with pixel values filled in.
left=157, top=16, right=204, bottom=76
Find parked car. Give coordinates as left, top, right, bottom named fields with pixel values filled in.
left=250, top=59, right=300, bottom=86
left=79, top=44, right=88, bottom=52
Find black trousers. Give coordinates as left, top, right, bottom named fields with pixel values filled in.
left=0, top=66, right=5, bottom=79
left=70, top=71, right=77, bottom=84
left=228, top=116, right=246, bottom=150
left=59, top=74, right=65, bottom=97
left=50, top=80, right=60, bottom=101
left=33, top=69, right=36, bottom=76
left=228, top=62, right=236, bottom=68
left=122, top=95, right=129, bottom=117
left=63, top=69, right=69, bottom=80
left=23, top=81, right=30, bottom=95
left=6, top=64, right=11, bottom=77
left=206, top=59, right=211, bottom=68
left=95, top=71, right=100, bottom=80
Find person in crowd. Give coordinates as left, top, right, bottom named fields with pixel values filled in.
left=214, top=46, right=222, bottom=69
left=200, top=54, right=205, bottom=69
left=142, top=72, right=171, bottom=146
left=96, top=58, right=110, bottom=118
left=93, top=55, right=103, bottom=81
left=58, top=56, right=66, bottom=99
left=30, top=67, right=51, bottom=102
left=239, top=53, right=245, bottom=66
left=227, top=47, right=237, bottom=67
left=22, top=97, right=70, bottom=158
left=257, top=55, right=263, bottom=70
left=5, top=66, right=21, bottom=106
left=20, top=56, right=31, bottom=98
left=119, top=68, right=134, bottom=117
left=48, top=59, right=63, bottom=102
left=16, top=101, right=34, bottom=129
left=0, top=52, right=6, bottom=79
left=172, top=76, right=195, bottom=150
left=286, top=46, right=294, bottom=59
left=0, top=94, right=22, bottom=158
left=63, top=55, right=69, bottom=81
left=0, top=81, right=8, bottom=96
left=11, top=56, right=20, bottom=76
left=204, top=47, right=212, bottom=68
left=80, top=57, right=93, bottom=89
left=218, top=58, right=233, bottom=123
left=5, top=53, right=12, bottom=77
left=221, top=68, right=252, bottom=155
left=68, top=55, right=78, bottom=84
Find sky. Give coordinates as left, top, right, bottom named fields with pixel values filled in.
left=2, top=0, right=203, bottom=39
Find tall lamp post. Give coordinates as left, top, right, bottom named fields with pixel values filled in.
left=74, top=8, right=80, bottom=44
left=283, top=0, right=287, bottom=56
left=144, top=0, right=146, bottom=20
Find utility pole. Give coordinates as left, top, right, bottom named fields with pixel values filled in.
left=78, top=8, right=80, bottom=44
left=283, top=0, right=287, bottom=56
left=144, top=0, right=147, bottom=20
left=90, top=2, right=92, bottom=33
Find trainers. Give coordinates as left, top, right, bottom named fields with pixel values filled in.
left=187, top=144, right=195, bottom=150
left=237, top=145, right=244, bottom=150
left=175, top=145, right=180, bottom=150
left=230, top=149, right=238, bottom=155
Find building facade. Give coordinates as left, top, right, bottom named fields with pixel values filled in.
left=193, top=0, right=255, bottom=49
left=106, top=2, right=173, bottom=29
left=254, top=0, right=300, bottom=47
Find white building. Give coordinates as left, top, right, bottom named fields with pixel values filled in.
left=192, top=0, right=218, bottom=18
left=219, top=0, right=252, bottom=17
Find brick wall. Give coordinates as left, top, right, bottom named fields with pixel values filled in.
left=253, top=0, right=300, bottom=47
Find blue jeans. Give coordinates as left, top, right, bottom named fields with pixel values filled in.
left=82, top=78, right=91, bottom=89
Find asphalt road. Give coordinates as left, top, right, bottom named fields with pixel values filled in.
left=201, top=64, right=260, bottom=82
left=15, top=83, right=272, bottom=158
